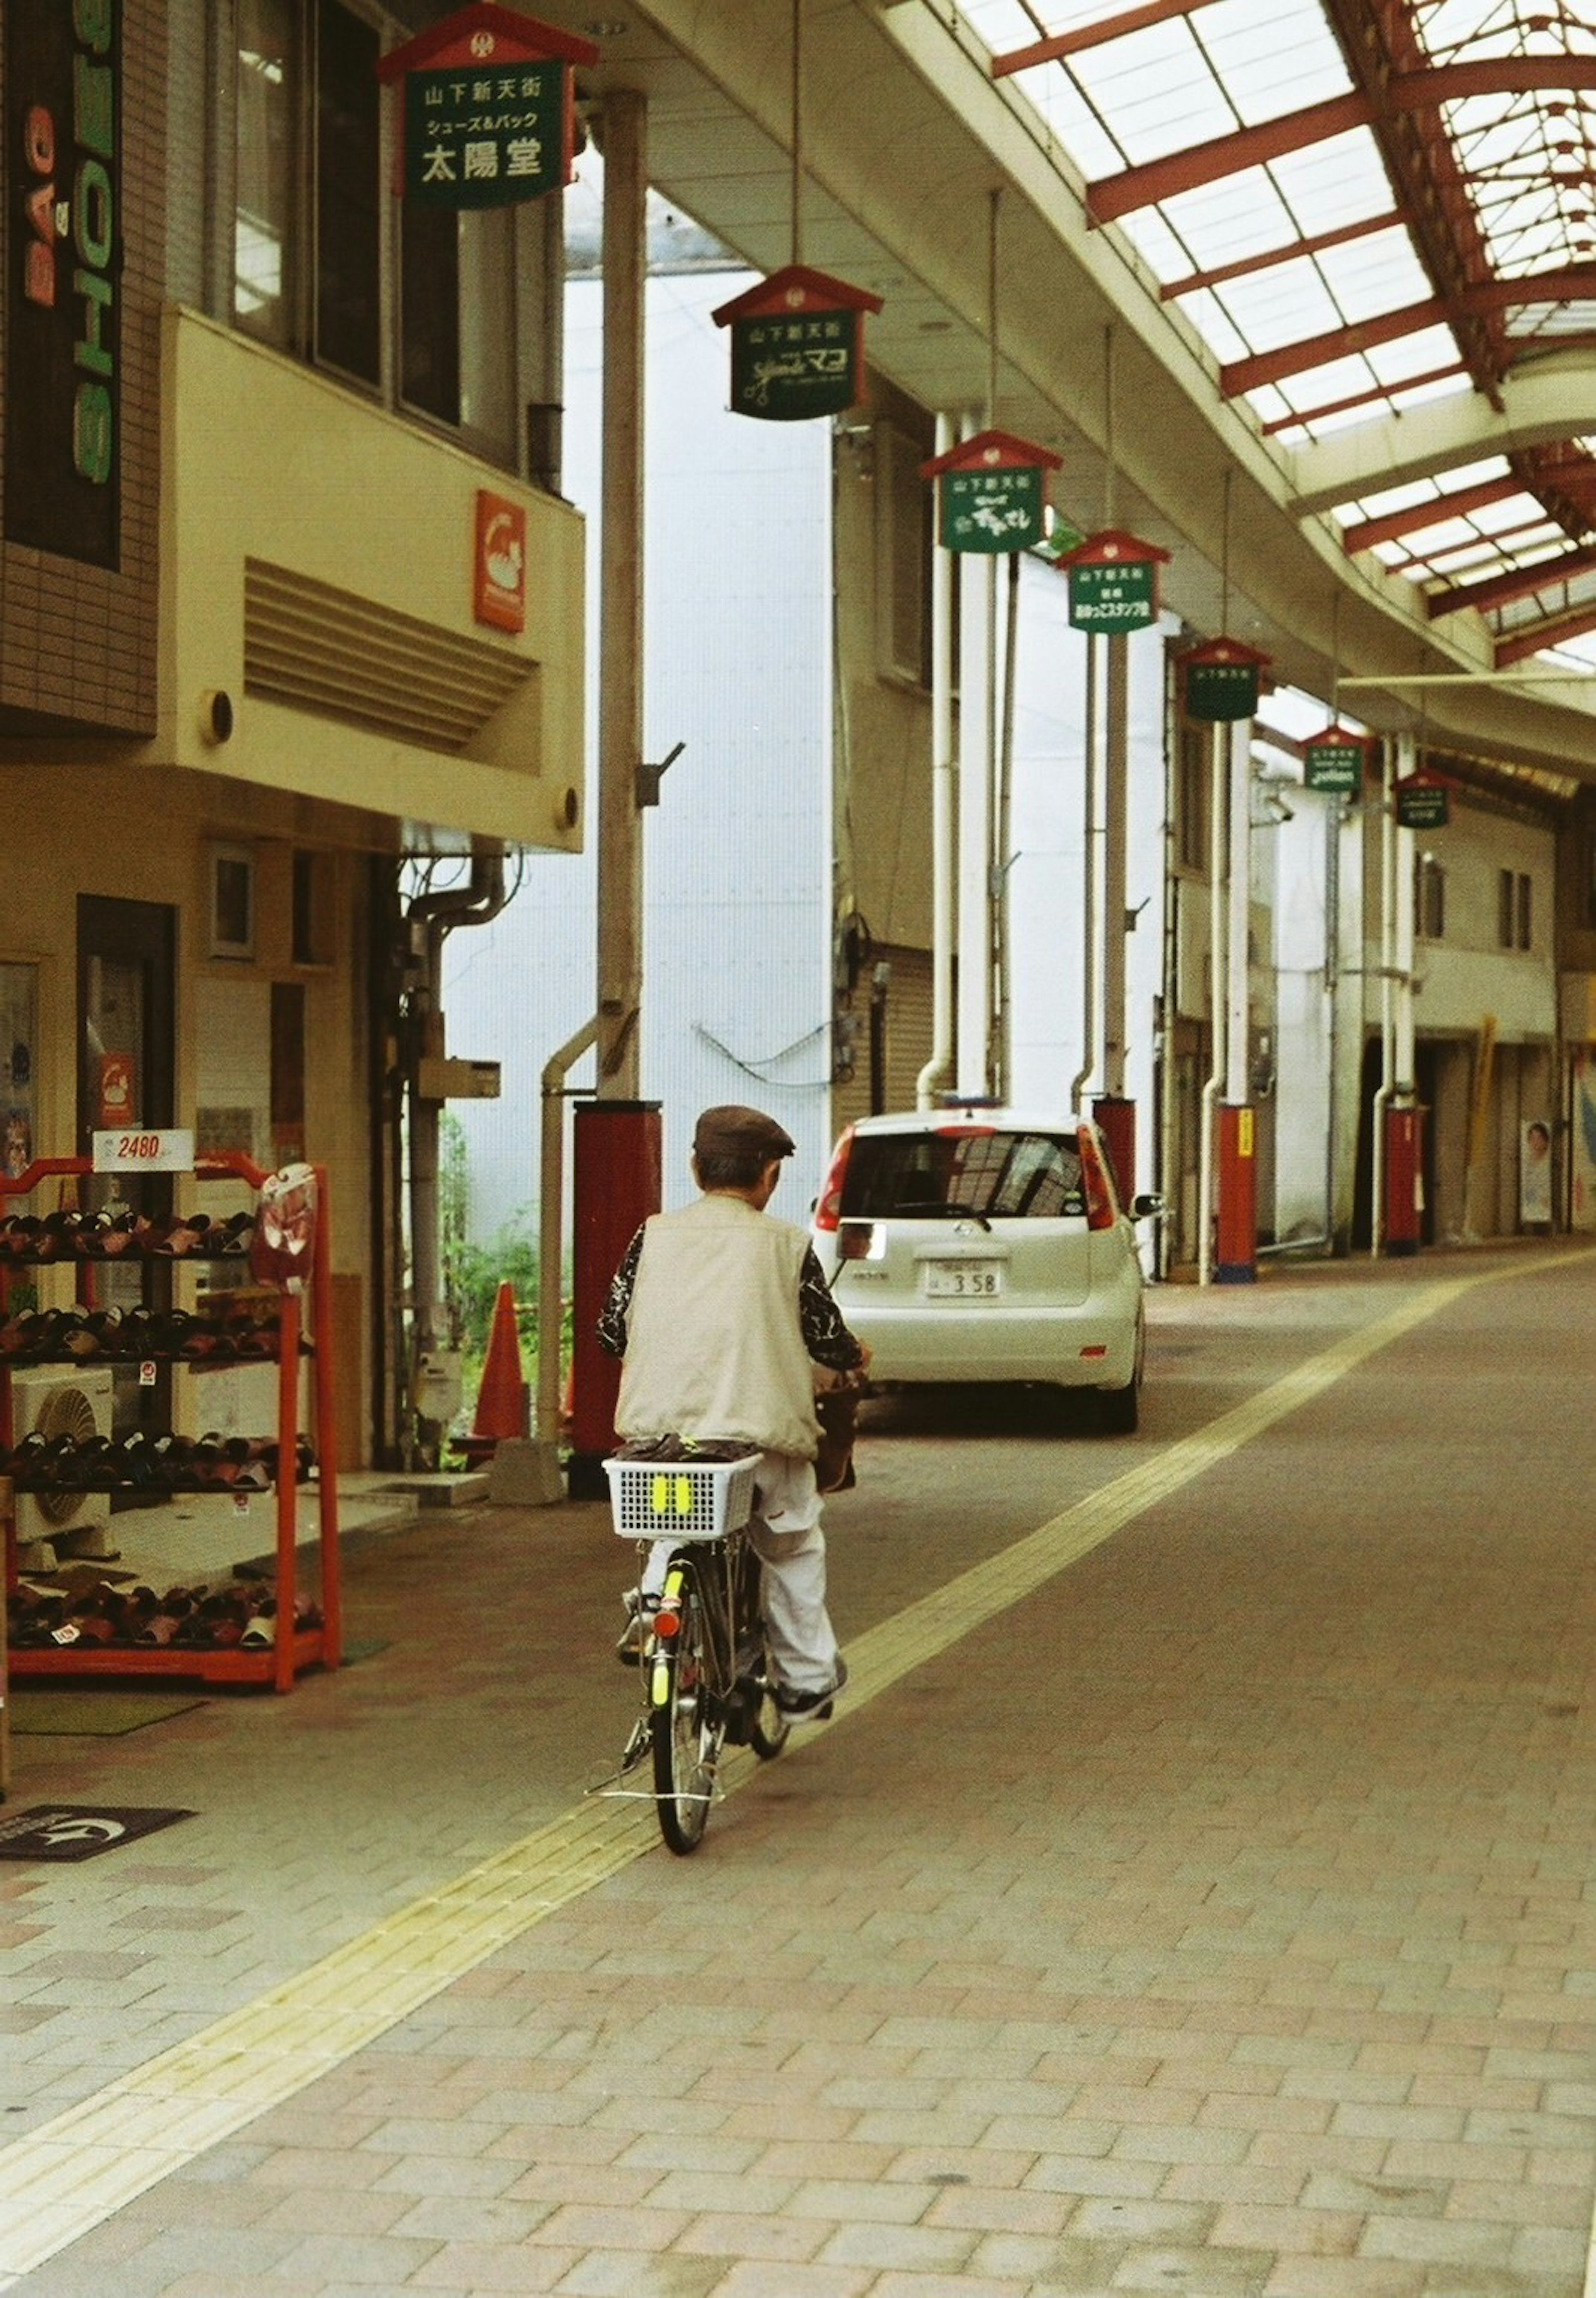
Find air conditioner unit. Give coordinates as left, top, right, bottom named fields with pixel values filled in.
left=11, top=1366, right=116, bottom=1556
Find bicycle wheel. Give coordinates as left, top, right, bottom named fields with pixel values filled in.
left=649, top=1556, right=719, bottom=1854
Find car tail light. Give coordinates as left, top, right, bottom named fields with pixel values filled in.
left=934, top=1123, right=995, bottom=1138
left=1077, top=1126, right=1118, bottom=1233
left=813, top=1127, right=855, bottom=1232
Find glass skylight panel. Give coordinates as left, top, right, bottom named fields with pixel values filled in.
left=1317, top=234, right=1433, bottom=321
left=1367, top=325, right=1468, bottom=381
left=1174, top=288, right=1253, bottom=362
left=1158, top=173, right=1298, bottom=271
left=1267, top=131, right=1394, bottom=229
left=1070, top=34, right=1235, bottom=160
left=1008, top=65, right=1124, bottom=176
left=1218, top=261, right=1341, bottom=347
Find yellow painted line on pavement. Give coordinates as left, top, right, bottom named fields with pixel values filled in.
left=0, top=1256, right=1578, bottom=2288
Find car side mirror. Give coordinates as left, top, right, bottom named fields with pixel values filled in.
left=1130, top=1192, right=1165, bottom=1220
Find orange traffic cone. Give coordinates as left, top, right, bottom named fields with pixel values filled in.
left=472, top=1282, right=530, bottom=1449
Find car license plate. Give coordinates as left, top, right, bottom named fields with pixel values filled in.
left=923, top=1259, right=1002, bottom=1298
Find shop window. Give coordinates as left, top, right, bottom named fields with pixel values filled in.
left=291, top=851, right=336, bottom=967
left=1500, top=868, right=1532, bottom=951
left=209, top=844, right=256, bottom=962
left=1176, top=722, right=1209, bottom=872
left=875, top=423, right=932, bottom=687
left=233, top=0, right=514, bottom=453
left=1415, top=852, right=1445, bottom=941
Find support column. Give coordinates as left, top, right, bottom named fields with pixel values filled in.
left=956, top=499, right=994, bottom=1100
left=570, top=87, right=658, bottom=1496
left=1094, top=630, right=1133, bottom=1194
left=596, top=87, right=647, bottom=1102
left=1216, top=717, right=1256, bottom=1282
left=1386, top=731, right=1421, bottom=1255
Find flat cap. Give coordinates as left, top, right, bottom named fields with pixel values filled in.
left=693, top=1104, right=796, bottom=1163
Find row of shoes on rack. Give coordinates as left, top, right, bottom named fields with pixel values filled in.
left=5, top=1431, right=315, bottom=1493
left=0, top=1210, right=256, bottom=1263
left=7, top=1578, right=323, bottom=1651
left=0, top=1304, right=284, bottom=1365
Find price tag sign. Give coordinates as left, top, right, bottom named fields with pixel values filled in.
left=92, top=1128, right=195, bottom=1174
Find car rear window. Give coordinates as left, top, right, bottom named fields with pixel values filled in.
left=840, top=1131, right=1086, bottom=1220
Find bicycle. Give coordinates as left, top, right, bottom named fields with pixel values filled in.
left=603, top=1446, right=793, bottom=1855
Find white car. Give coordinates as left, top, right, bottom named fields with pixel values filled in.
left=810, top=1105, right=1160, bottom=1431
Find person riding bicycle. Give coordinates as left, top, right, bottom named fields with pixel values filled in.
left=597, top=1103, right=868, bottom=1717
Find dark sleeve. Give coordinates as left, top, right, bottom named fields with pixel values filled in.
left=798, top=1244, right=865, bottom=1372
left=596, top=1226, right=645, bottom=1359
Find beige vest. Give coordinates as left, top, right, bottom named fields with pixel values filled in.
left=615, top=1194, right=819, bottom=1460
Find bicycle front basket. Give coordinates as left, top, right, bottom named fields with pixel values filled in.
left=603, top=1454, right=761, bottom=1542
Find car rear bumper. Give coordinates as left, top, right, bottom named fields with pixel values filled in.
left=841, top=1299, right=1140, bottom=1389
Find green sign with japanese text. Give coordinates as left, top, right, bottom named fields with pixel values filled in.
left=1396, top=779, right=1449, bottom=829
left=1185, top=659, right=1259, bottom=722
left=1068, top=558, right=1157, bottom=631
left=939, top=465, right=1044, bottom=554
left=1304, top=740, right=1364, bottom=796
left=729, top=310, right=859, bottom=421
left=404, top=59, right=564, bottom=205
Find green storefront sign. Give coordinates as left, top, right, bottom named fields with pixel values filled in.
left=729, top=310, right=859, bottom=421
left=1185, top=658, right=1260, bottom=722
left=1396, top=779, right=1449, bottom=829
left=403, top=59, right=565, bottom=205
left=939, top=464, right=1044, bottom=554
left=1068, top=558, right=1157, bottom=632
left=1304, top=740, right=1365, bottom=796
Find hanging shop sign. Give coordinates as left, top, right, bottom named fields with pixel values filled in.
left=1181, top=637, right=1271, bottom=723
left=1396, top=775, right=1450, bottom=829
left=5, top=0, right=121, bottom=566
left=376, top=5, right=598, bottom=209
left=1303, top=725, right=1369, bottom=796
left=920, top=430, right=1063, bottom=555
left=712, top=267, right=884, bottom=423
left=1057, top=528, right=1170, bottom=631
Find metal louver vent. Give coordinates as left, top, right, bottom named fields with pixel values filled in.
left=244, top=559, right=531, bottom=752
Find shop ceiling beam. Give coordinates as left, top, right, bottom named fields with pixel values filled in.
left=1496, top=604, right=1596, bottom=666
left=1337, top=475, right=1525, bottom=554
left=1428, top=543, right=1596, bottom=618
left=1160, top=209, right=1405, bottom=301
left=1222, top=264, right=1596, bottom=396
left=1086, top=62, right=1596, bottom=225
left=990, top=0, right=1222, bottom=76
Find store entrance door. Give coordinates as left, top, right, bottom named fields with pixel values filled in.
left=77, top=897, right=177, bottom=1438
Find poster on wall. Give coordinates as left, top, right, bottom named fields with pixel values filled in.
left=1570, top=1054, right=1596, bottom=1230
left=1520, top=1118, right=1553, bottom=1227
left=0, top=966, right=39, bottom=1180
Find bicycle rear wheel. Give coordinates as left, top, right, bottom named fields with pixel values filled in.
left=650, top=1556, right=720, bottom=1854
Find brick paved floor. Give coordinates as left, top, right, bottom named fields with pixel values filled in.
left=2, top=1245, right=1594, bottom=2296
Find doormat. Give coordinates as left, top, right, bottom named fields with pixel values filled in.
left=9, top=1692, right=205, bottom=1736
left=0, top=1806, right=196, bottom=1862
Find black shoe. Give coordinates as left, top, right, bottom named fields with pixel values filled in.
left=774, top=1658, right=847, bottom=1718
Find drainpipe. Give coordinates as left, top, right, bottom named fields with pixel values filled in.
left=917, top=411, right=956, bottom=1110
left=535, top=1013, right=601, bottom=1475
left=405, top=840, right=509, bottom=1455
left=1197, top=722, right=1226, bottom=1286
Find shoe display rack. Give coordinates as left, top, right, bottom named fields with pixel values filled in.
left=0, top=1150, right=342, bottom=1692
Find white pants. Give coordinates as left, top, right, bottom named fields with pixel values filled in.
left=638, top=1451, right=840, bottom=1696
